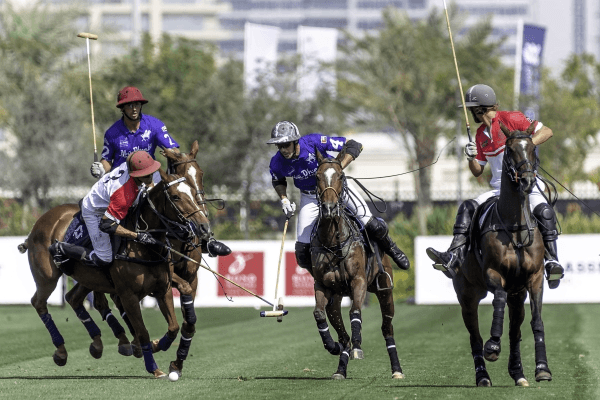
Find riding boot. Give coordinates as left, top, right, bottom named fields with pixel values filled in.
left=295, top=242, right=313, bottom=277
left=365, top=217, right=410, bottom=270
left=206, top=238, right=232, bottom=257
left=533, top=203, right=564, bottom=289
left=426, top=199, right=478, bottom=279
left=48, top=241, right=87, bottom=276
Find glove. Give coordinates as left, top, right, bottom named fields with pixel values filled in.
left=136, top=232, right=158, bottom=246
left=464, top=141, right=477, bottom=161
left=281, top=198, right=296, bottom=218
left=90, top=162, right=106, bottom=178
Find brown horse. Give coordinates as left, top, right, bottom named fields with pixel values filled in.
left=21, top=170, right=209, bottom=377
left=310, top=150, right=404, bottom=380
left=453, top=122, right=552, bottom=387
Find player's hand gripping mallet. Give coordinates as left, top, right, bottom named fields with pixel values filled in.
left=77, top=32, right=99, bottom=162
left=442, top=0, right=472, bottom=142
left=260, top=217, right=289, bottom=321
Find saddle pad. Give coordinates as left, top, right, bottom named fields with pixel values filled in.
left=63, top=211, right=92, bottom=248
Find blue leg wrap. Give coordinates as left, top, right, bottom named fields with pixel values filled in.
left=40, top=313, right=65, bottom=348
left=180, top=294, right=197, bottom=325
left=176, top=333, right=193, bottom=361
left=350, top=311, right=362, bottom=348
left=74, top=305, right=101, bottom=339
left=141, top=343, right=158, bottom=374
left=316, top=320, right=343, bottom=355
left=101, top=309, right=125, bottom=338
left=385, top=337, right=402, bottom=373
left=157, top=333, right=176, bottom=352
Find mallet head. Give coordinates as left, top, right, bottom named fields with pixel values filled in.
left=276, top=297, right=284, bottom=323
left=77, top=32, right=98, bottom=40
left=259, top=310, right=288, bottom=318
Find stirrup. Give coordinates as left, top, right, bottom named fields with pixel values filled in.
left=426, top=248, right=457, bottom=279
left=376, top=271, right=393, bottom=291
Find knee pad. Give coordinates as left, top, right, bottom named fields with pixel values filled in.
left=454, top=199, right=478, bottom=235
left=295, top=242, right=311, bottom=269
left=365, top=217, right=388, bottom=240
left=533, top=203, right=558, bottom=241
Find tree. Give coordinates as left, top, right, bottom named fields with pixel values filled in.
left=0, top=1, right=90, bottom=208
left=337, top=5, right=508, bottom=234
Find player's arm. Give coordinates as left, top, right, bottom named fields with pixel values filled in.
left=469, top=159, right=485, bottom=177
left=532, top=125, right=553, bottom=146
left=338, top=139, right=362, bottom=169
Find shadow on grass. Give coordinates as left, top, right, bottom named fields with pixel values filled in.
left=0, top=376, right=155, bottom=380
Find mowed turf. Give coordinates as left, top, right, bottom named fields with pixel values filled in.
left=0, top=302, right=599, bottom=400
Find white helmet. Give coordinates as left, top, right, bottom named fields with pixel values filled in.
left=267, top=121, right=300, bottom=144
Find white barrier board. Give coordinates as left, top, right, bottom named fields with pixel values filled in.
left=415, top=234, right=600, bottom=304
left=0, top=236, right=64, bottom=305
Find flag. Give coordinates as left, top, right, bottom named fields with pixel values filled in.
left=244, top=23, right=280, bottom=93
left=297, top=26, right=338, bottom=101
left=515, top=23, right=546, bottom=120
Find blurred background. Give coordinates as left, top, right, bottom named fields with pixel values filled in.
left=2, top=0, right=600, bottom=303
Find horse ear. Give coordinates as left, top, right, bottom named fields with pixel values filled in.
left=190, top=140, right=199, bottom=159
left=162, top=146, right=176, bottom=160
left=526, top=121, right=537, bottom=135
left=498, top=121, right=511, bottom=137
left=315, top=146, right=324, bottom=163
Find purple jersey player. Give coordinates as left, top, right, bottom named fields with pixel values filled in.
left=90, top=86, right=180, bottom=178
left=267, top=121, right=410, bottom=275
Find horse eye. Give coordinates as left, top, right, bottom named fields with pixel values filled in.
left=172, top=195, right=181, bottom=201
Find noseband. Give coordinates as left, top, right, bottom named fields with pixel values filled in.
left=502, top=134, right=539, bottom=185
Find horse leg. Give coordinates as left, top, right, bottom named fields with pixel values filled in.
left=325, top=293, right=350, bottom=349
left=151, top=287, right=180, bottom=354
left=348, top=276, right=368, bottom=361
left=483, top=289, right=507, bottom=362
left=507, top=289, right=529, bottom=386
left=313, top=284, right=346, bottom=379
left=92, top=291, right=132, bottom=357
left=111, top=294, right=143, bottom=358
left=31, top=276, right=68, bottom=366
left=375, top=286, right=404, bottom=379
left=118, top=291, right=166, bottom=378
left=455, top=277, right=491, bottom=387
left=529, top=277, right=552, bottom=382
left=65, top=284, right=103, bottom=359
left=170, top=272, right=198, bottom=377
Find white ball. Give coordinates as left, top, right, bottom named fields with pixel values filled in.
left=168, top=371, right=179, bottom=382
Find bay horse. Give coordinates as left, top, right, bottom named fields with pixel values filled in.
left=21, top=169, right=210, bottom=378
left=454, top=122, right=552, bottom=387
left=310, top=150, right=404, bottom=380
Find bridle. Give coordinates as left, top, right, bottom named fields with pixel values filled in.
left=502, top=134, right=539, bottom=184
left=167, top=158, right=225, bottom=212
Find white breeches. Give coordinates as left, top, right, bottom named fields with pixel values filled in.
left=474, top=177, right=548, bottom=211
left=296, top=181, right=372, bottom=244
left=81, top=206, right=113, bottom=263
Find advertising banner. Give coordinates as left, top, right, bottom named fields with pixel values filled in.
left=415, top=235, right=600, bottom=304
left=518, top=23, right=546, bottom=120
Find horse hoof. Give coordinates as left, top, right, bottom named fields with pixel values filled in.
left=169, top=361, right=182, bottom=377
left=392, top=371, right=405, bottom=379
left=548, top=280, right=560, bottom=289
left=483, top=339, right=501, bottom=362
left=153, top=369, right=167, bottom=379
left=118, top=344, right=133, bottom=356
left=52, top=353, right=67, bottom=367
left=350, top=348, right=364, bottom=360
left=516, top=377, right=529, bottom=386
left=331, top=373, right=345, bottom=380
left=132, top=344, right=143, bottom=358
left=89, top=343, right=103, bottom=359
left=477, top=378, right=492, bottom=387
left=535, top=370, right=552, bottom=382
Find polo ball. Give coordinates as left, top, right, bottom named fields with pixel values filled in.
left=168, top=371, right=179, bottom=382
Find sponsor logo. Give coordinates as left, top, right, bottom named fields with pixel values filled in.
left=141, top=130, right=151, bottom=141
left=162, top=125, right=168, bottom=132
left=285, top=252, right=314, bottom=296
left=218, top=252, right=264, bottom=296
left=306, top=152, right=316, bottom=164
left=321, top=136, right=327, bottom=143
left=119, top=139, right=128, bottom=148
left=481, top=140, right=488, bottom=148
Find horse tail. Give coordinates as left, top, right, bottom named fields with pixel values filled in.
left=17, top=235, right=29, bottom=254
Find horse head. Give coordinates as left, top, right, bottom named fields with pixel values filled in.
left=315, top=148, right=345, bottom=219
left=153, top=169, right=212, bottom=241
left=499, top=121, right=539, bottom=195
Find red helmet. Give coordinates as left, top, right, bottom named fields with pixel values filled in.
left=126, top=150, right=161, bottom=177
left=116, top=86, right=148, bottom=108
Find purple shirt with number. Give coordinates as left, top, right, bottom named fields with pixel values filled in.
left=269, top=133, right=347, bottom=191
left=101, top=114, right=179, bottom=170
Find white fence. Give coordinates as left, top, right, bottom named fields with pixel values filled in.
left=415, top=234, right=600, bottom=304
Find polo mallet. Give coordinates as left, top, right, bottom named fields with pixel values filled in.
left=77, top=32, right=99, bottom=162
left=442, top=0, right=472, bottom=142
left=261, top=217, right=289, bottom=321
left=163, top=244, right=288, bottom=317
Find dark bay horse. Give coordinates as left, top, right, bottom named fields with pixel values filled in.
left=310, top=150, right=404, bottom=380
left=454, top=122, right=551, bottom=387
left=22, top=170, right=209, bottom=378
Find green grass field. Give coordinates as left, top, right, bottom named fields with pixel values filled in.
left=0, top=302, right=599, bottom=399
